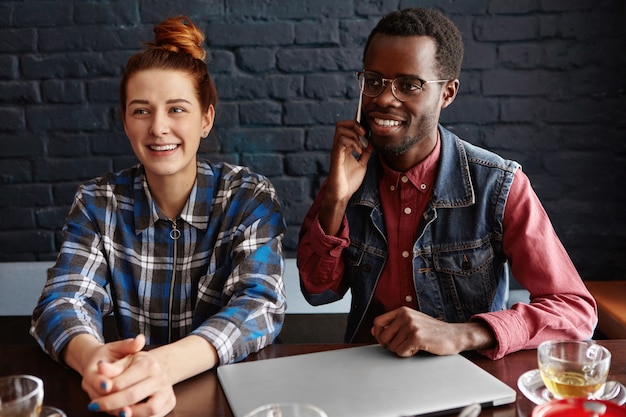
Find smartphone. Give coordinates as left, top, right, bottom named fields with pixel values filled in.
left=355, top=91, right=370, bottom=147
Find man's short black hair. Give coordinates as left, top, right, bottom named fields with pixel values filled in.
left=363, top=7, right=464, bottom=80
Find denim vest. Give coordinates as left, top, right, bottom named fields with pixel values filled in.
left=339, top=125, right=520, bottom=342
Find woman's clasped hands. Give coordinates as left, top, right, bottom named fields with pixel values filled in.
left=81, top=335, right=175, bottom=417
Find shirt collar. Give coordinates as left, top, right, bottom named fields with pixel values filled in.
left=353, top=125, right=476, bottom=209
left=380, top=132, right=441, bottom=195
left=133, top=162, right=211, bottom=234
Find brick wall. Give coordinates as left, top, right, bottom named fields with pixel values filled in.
left=1, top=0, right=625, bottom=280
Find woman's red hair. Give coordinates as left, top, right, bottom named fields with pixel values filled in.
left=119, top=16, right=217, bottom=118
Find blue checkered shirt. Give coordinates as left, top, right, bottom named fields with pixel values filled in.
left=31, top=160, right=287, bottom=365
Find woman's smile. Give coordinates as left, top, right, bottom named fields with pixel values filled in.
left=148, top=143, right=180, bottom=152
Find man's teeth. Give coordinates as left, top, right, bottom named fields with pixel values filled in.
left=374, top=118, right=401, bottom=127
left=150, top=144, right=178, bottom=151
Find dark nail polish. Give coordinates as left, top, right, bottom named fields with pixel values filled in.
left=119, top=411, right=127, bottom=417
left=88, top=402, right=100, bottom=412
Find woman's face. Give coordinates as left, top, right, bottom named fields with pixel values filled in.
left=123, top=69, right=214, bottom=184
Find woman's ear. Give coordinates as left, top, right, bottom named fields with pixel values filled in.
left=201, top=105, right=215, bottom=137
left=122, top=119, right=130, bottom=140
left=440, top=79, right=460, bottom=110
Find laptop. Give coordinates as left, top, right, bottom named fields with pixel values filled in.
left=217, top=344, right=516, bottom=417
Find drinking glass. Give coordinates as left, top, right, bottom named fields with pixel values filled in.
left=0, top=375, right=66, bottom=417
left=38, top=407, right=65, bottom=417
left=0, top=375, right=43, bottom=417
left=538, top=340, right=611, bottom=400
left=243, top=403, right=328, bottom=417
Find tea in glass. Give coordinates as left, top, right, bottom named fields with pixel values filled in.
left=538, top=340, right=611, bottom=399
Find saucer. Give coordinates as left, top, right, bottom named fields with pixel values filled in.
left=517, top=369, right=626, bottom=406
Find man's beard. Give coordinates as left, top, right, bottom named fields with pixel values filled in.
left=375, top=134, right=421, bottom=157
left=372, top=112, right=437, bottom=157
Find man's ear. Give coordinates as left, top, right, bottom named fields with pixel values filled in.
left=441, top=79, right=460, bottom=110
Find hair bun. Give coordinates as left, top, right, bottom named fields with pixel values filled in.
left=149, top=16, right=206, bottom=61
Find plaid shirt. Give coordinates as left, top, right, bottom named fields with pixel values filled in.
left=31, top=160, right=287, bottom=365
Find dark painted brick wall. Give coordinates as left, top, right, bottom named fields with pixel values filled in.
left=1, top=0, right=625, bottom=281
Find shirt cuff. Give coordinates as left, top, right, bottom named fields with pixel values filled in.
left=471, top=310, right=529, bottom=360
left=309, top=214, right=350, bottom=258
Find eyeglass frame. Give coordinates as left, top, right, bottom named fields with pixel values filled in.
left=356, top=70, right=451, bottom=102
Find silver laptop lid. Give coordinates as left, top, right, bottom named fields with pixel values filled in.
left=217, top=345, right=516, bottom=417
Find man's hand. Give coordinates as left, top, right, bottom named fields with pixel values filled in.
left=371, top=307, right=496, bottom=357
left=319, top=120, right=372, bottom=236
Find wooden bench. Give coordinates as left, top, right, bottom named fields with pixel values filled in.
left=585, top=280, right=626, bottom=339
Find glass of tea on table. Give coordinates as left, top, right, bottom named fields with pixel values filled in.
left=538, top=340, right=611, bottom=400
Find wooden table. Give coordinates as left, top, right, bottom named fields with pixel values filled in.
left=1, top=341, right=625, bottom=417
left=585, top=280, right=626, bottom=339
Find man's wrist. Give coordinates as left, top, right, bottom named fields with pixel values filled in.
left=463, top=321, right=496, bottom=352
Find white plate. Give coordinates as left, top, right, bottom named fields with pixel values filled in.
left=517, top=369, right=626, bottom=406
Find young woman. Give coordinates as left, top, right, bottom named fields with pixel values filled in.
left=31, top=16, right=286, bottom=417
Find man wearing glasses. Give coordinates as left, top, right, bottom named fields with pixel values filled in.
left=297, top=7, right=596, bottom=360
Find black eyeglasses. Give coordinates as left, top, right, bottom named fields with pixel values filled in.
left=356, top=71, right=450, bottom=102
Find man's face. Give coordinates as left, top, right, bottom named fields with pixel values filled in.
left=361, top=34, right=457, bottom=165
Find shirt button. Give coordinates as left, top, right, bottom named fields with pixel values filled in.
left=405, top=295, right=413, bottom=302
left=401, top=176, right=408, bottom=183
left=420, top=183, right=427, bottom=190
left=402, top=251, right=410, bottom=258
left=390, top=185, right=395, bottom=191
left=404, top=207, right=412, bottom=215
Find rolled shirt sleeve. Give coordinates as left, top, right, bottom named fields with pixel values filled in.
left=473, top=170, right=597, bottom=359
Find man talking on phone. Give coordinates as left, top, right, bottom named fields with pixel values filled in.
left=297, top=7, right=596, bottom=360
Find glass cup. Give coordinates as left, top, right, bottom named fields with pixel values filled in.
left=538, top=340, right=611, bottom=400
left=243, top=403, right=328, bottom=417
left=0, top=375, right=66, bottom=417
left=0, top=375, right=43, bottom=417
left=38, top=407, right=65, bottom=417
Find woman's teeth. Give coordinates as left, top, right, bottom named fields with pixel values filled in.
left=150, top=144, right=178, bottom=151
left=374, top=118, right=401, bottom=127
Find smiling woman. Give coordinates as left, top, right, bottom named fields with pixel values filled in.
left=123, top=69, right=214, bottom=218
left=119, top=17, right=217, bottom=220
left=30, top=16, right=286, bottom=417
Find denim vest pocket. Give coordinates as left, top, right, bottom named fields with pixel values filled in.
left=344, top=243, right=385, bottom=283
left=343, top=242, right=386, bottom=319
left=430, top=238, right=496, bottom=322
